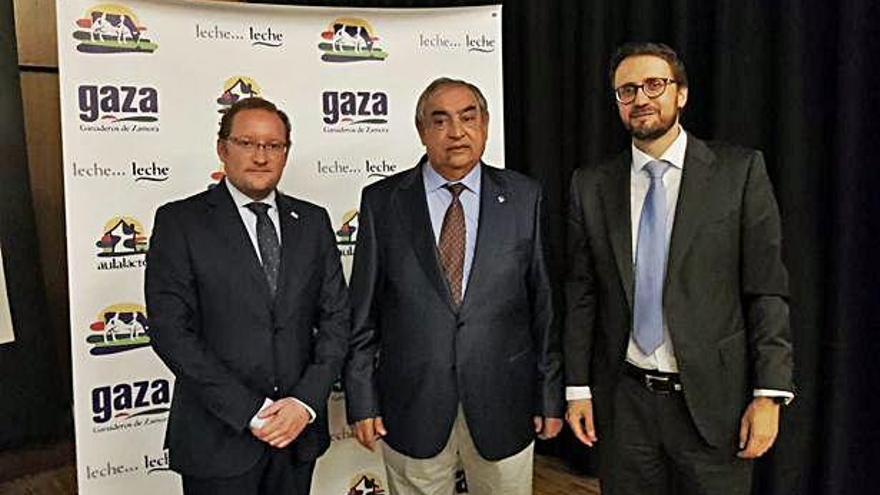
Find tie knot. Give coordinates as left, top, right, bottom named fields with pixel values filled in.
left=246, top=202, right=272, bottom=216
left=644, top=160, right=670, bottom=180
left=444, top=183, right=467, bottom=198
left=443, top=182, right=467, bottom=198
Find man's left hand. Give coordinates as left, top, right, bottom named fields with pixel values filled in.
left=251, top=398, right=311, bottom=449
left=737, top=397, right=780, bottom=459
left=534, top=416, right=563, bottom=440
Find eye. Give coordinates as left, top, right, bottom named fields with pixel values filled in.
left=645, top=78, right=664, bottom=91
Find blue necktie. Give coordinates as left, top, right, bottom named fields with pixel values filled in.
left=633, top=160, right=670, bottom=355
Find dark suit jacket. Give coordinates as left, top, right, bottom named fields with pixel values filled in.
left=344, top=159, right=564, bottom=461
left=564, top=137, right=794, bottom=448
left=145, top=181, right=349, bottom=478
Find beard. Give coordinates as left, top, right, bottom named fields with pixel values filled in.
left=625, top=106, right=679, bottom=141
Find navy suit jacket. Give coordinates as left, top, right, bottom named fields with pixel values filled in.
left=345, top=159, right=564, bottom=461
left=146, top=181, right=349, bottom=477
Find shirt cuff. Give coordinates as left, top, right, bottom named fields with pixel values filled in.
left=290, top=397, right=317, bottom=423
left=249, top=398, right=274, bottom=429
left=754, top=389, right=795, bottom=405
left=566, top=386, right=592, bottom=401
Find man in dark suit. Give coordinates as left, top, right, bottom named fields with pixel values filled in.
left=564, top=43, right=795, bottom=494
left=344, top=77, right=564, bottom=494
left=146, top=97, right=349, bottom=495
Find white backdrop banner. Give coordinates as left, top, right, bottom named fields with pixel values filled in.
left=56, top=0, right=503, bottom=493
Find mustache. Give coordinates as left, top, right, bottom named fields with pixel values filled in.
left=630, top=106, right=657, bottom=118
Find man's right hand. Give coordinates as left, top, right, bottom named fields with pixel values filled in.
left=566, top=399, right=598, bottom=447
left=353, top=417, right=387, bottom=451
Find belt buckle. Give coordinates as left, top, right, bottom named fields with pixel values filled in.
left=644, top=374, right=671, bottom=394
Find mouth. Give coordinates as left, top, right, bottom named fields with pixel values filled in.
left=631, top=109, right=657, bottom=119
left=447, top=145, right=471, bottom=153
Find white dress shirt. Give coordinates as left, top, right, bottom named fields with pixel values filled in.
left=224, top=181, right=318, bottom=428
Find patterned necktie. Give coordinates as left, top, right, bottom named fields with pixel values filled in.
left=438, top=183, right=467, bottom=307
left=633, top=160, right=671, bottom=355
left=246, top=202, right=280, bottom=297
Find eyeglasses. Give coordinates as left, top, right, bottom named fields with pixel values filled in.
left=614, top=78, right=678, bottom=104
left=225, top=136, right=288, bottom=155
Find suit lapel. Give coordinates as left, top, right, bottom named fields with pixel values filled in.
left=667, top=137, right=716, bottom=280
left=206, top=182, right=273, bottom=309
left=601, top=153, right=635, bottom=309
left=394, top=160, right=455, bottom=311
left=461, top=165, right=508, bottom=312
left=273, top=194, right=309, bottom=317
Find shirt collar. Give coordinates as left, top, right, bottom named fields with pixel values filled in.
left=225, top=179, right=277, bottom=210
left=422, top=160, right=482, bottom=195
left=631, top=125, right=688, bottom=174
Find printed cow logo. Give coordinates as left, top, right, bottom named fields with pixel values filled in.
left=73, top=4, right=158, bottom=54
left=322, top=91, right=388, bottom=134
left=77, top=84, right=159, bottom=132
left=91, top=378, right=170, bottom=433
left=318, top=18, right=388, bottom=62
left=348, top=473, right=386, bottom=495
left=87, top=303, right=150, bottom=355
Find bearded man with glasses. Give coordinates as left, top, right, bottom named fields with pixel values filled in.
left=146, top=97, right=350, bottom=495
left=564, top=42, right=794, bottom=494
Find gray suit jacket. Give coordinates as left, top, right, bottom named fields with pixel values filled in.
left=564, top=137, right=794, bottom=448
left=345, top=158, right=564, bottom=460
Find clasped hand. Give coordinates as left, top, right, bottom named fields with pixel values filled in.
left=250, top=398, right=311, bottom=449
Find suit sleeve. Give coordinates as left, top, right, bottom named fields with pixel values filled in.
left=145, top=204, right=264, bottom=432
left=564, top=168, right=598, bottom=389
left=344, top=191, right=382, bottom=423
left=290, top=209, right=351, bottom=412
left=741, top=152, right=795, bottom=392
left=529, top=189, right=564, bottom=418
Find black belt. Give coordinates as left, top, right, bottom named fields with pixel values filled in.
left=623, top=362, right=683, bottom=394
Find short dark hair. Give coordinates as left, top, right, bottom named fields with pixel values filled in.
left=609, top=42, right=688, bottom=89
left=218, top=97, right=291, bottom=144
left=415, top=77, right=489, bottom=130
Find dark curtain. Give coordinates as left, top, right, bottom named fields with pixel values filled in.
left=259, top=1, right=879, bottom=493
left=0, top=0, right=68, bottom=449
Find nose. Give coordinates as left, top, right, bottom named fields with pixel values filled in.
left=252, top=145, right=269, bottom=164
left=447, top=118, right=465, bottom=138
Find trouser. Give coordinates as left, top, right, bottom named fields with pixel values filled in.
left=381, top=405, right=534, bottom=495
left=182, top=448, right=315, bottom=495
left=599, top=372, right=753, bottom=495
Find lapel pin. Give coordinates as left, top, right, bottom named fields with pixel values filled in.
left=290, top=210, right=299, bottom=219
left=497, top=194, right=506, bottom=204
